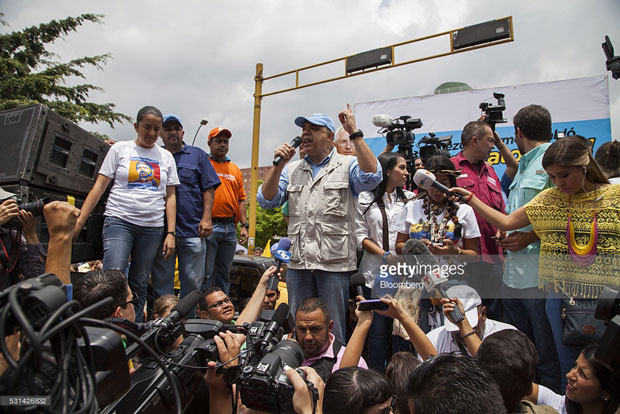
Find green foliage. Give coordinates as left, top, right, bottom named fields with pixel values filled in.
left=253, top=204, right=287, bottom=250
left=0, top=13, right=130, bottom=127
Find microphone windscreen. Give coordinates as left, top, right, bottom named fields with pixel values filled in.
left=413, top=169, right=436, bottom=190
left=171, top=289, right=203, bottom=319
left=271, top=303, right=290, bottom=326
left=350, top=272, right=366, bottom=288
left=403, top=239, right=438, bottom=267
left=278, top=237, right=291, bottom=251
left=372, top=114, right=394, bottom=128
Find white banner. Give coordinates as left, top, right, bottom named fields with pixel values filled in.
left=355, top=76, right=611, bottom=177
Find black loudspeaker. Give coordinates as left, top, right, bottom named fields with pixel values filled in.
left=346, top=47, right=392, bottom=73
left=0, top=104, right=110, bottom=196
left=2, top=185, right=105, bottom=263
left=452, top=17, right=511, bottom=50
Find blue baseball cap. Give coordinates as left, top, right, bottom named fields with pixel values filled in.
left=163, top=114, right=183, bottom=127
left=294, top=113, right=335, bottom=133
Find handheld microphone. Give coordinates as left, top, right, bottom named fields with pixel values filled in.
left=371, top=114, right=394, bottom=129
left=402, top=239, right=464, bottom=323
left=267, top=238, right=291, bottom=292
left=273, top=136, right=302, bottom=166
left=413, top=169, right=463, bottom=201
left=350, top=273, right=389, bottom=311
left=259, top=303, right=289, bottom=350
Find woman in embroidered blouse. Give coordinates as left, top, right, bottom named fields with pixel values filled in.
left=451, top=136, right=620, bottom=387
left=355, top=152, right=414, bottom=371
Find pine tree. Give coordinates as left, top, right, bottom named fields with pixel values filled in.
left=0, top=13, right=130, bottom=127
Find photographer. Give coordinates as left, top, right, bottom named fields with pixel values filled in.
left=0, top=187, right=46, bottom=291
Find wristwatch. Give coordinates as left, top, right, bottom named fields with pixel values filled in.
left=349, top=130, right=364, bottom=140
left=241, top=223, right=250, bottom=229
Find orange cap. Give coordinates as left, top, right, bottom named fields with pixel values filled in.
left=208, top=127, right=232, bottom=140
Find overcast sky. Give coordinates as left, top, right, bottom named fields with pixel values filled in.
left=2, top=0, right=620, bottom=168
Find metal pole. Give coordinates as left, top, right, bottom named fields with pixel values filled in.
left=248, top=63, right=263, bottom=255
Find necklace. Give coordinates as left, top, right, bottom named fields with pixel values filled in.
left=422, top=196, right=461, bottom=243
left=566, top=211, right=598, bottom=267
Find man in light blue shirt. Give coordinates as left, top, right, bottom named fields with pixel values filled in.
left=258, top=105, right=381, bottom=344
left=499, top=104, right=560, bottom=392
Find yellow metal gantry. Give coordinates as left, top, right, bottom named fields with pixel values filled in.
left=246, top=17, right=514, bottom=252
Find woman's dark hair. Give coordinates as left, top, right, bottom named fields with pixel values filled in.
left=323, top=367, right=392, bottom=414
left=363, top=152, right=408, bottom=214
left=424, top=155, right=458, bottom=187
left=385, top=352, right=420, bottom=414
left=136, top=105, right=163, bottom=124
left=542, top=136, right=609, bottom=185
left=566, top=343, right=620, bottom=414
left=594, top=141, right=620, bottom=179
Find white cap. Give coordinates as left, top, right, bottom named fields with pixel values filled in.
left=443, top=285, right=482, bottom=332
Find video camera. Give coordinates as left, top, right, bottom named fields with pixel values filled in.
left=602, top=35, right=620, bottom=80
left=479, top=92, right=507, bottom=131
left=1, top=197, right=49, bottom=229
left=0, top=274, right=313, bottom=413
left=236, top=303, right=315, bottom=414
left=418, top=133, right=453, bottom=163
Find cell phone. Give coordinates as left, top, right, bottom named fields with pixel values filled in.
left=358, top=299, right=389, bottom=311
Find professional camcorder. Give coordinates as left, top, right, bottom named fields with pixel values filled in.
left=479, top=92, right=507, bottom=131
left=236, top=304, right=316, bottom=414
left=0, top=274, right=313, bottom=413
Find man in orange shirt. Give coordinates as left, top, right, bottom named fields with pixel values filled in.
left=203, top=127, right=249, bottom=294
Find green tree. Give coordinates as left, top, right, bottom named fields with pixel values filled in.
left=0, top=13, right=130, bottom=127
left=254, top=204, right=287, bottom=251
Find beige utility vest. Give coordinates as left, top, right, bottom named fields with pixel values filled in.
left=286, top=153, right=358, bottom=272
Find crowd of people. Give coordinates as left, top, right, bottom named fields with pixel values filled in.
left=1, top=101, right=619, bottom=414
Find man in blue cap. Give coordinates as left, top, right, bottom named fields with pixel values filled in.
left=257, top=104, right=381, bottom=344
left=151, top=114, right=220, bottom=314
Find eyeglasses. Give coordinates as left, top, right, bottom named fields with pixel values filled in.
left=208, top=297, right=231, bottom=309
left=124, top=292, right=139, bottom=308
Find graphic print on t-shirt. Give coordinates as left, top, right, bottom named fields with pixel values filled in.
left=128, top=157, right=160, bottom=191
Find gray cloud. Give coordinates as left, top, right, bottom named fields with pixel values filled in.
left=2, top=0, right=619, bottom=167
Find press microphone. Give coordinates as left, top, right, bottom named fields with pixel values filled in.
left=371, top=114, right=394, bottom=128
left=259, top=303, right=289, bottom=350
left=164, top=289, right=203, bottom=325
left=273, top=136, right=302, bottom=166
left=267, top=237, right=291, bottom=292
left=402, top=239, right=464, bottom=323
left=350, top=273, right=365, bottom=298
left=350, top=273, right=389, bottom=311
left=413, top=169, right=463, bottom=201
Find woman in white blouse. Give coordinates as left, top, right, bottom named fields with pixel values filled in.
left=355, top=152, right=414, bottom=371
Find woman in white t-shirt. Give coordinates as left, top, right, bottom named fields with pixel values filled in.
left=395, top=155, right=480, bottom=258
left=355, top=152, right=414, bottom=371
left=394, top=155, right=480, bottom=332
left=74, top=106, right=180, bottom=322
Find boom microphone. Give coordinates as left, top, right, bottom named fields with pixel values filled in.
left=402, top=239, right=464, bottom=323
left=166, top=289, right=203, bottom=324
left=413, top=169, right=463, bottom=201
left=267, top=238, right=291, bottom=292
left=371, top=114, right=394, bottom=128
left=273, top=136, right=302, bottom=166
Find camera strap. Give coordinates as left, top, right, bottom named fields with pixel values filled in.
left=0, top=230, right=20, bottom=273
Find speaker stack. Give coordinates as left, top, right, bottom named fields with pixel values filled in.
left=0, top=104, right=110, bottom=263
